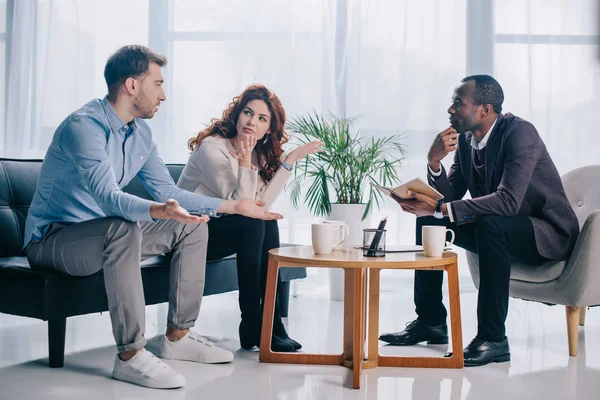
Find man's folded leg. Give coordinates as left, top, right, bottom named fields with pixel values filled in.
left=459, top=215, right=545, bottom=366
left=26, top=217, right=185, bottom=388
left=139, top=219, right=234, bottom=364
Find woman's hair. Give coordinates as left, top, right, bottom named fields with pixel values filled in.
left=188, top=84, right=288, bottom=182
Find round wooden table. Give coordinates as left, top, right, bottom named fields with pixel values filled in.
left=259, top=246, right=463, bottom=389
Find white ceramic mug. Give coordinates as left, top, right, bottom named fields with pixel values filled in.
left=312, top=223, right=344, bottom=255
left=322, top=220, right=350, bottom=249
left=422, top=226, right=455, bottom=257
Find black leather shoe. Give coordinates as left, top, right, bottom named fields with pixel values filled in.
left=264, top=334, right=296, bottom=353
left=239, top=318, right=295, bottom=352
left=462, top=336, right=510, bottom=366
left=273, top=316, right=302, bottom=350
left=379, top=319, right=448, bottom=346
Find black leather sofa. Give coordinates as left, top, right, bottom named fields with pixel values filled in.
left=0, top=158, right=305, bottom=368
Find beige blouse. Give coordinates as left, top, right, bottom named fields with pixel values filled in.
left=177, top=135, right=291, bottom=210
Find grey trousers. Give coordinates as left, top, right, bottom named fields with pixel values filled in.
left=25, top=217, right=208, bottom=352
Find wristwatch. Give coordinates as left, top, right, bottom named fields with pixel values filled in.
left=433, top=199, right=444, bottom=219
left=281, top=161, right=293, bottom=171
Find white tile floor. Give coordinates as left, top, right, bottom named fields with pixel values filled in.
left=1, top=274, right=599, bottom=400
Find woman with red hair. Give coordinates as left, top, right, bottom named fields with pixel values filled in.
left=178, top=84, right=322, bottom=353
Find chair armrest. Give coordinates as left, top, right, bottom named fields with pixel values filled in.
left=558, top=210, right=600, bottom=306
left=465, top=250, right=480, bottom=288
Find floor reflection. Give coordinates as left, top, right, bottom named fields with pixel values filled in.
left=1, top=285, right=599, bottom=399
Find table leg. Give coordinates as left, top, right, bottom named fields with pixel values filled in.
left=367, top=268, right=380, bottom=365
left=343, top=268, right=355, bottom=362
left=259, top=258, right=279, bottom=363
left=446, top=261, right=464, bottom=368
left=352, top=268, right=365, bottom=389
left=362, top=270, right=368, bottom=360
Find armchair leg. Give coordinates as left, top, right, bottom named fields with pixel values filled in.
left=579, top=306, right=587, bottom=326
left=566, top=306, right=579, bottom=357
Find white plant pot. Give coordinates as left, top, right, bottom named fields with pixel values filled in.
left=327, top=203, right=367, bottom=301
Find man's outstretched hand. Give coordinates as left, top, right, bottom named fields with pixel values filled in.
left=150, top=199, right=210, bottom=224
left=233, top=198, right=284, bottom=220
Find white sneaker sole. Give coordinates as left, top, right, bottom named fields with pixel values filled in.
left=112, top=370, right=185, bottom=389
left=160, top=350, right=234, bottom=364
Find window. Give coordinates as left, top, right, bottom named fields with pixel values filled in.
left=494, top=0, right=600, bottom=173
left=164, top=0, right=325, bottom=164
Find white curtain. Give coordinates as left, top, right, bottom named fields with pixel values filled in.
left=4, top=0, right=36, bottom=157
left=4, top=0, right=149, bottom=158
left=342, top=0, right=468, bottom=240
left=1, top=0, right=599, bottom=273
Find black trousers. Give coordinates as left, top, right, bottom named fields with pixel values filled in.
left=414, top=215, right=548, bottom=341
left=206, top=215, right=281, bottom=319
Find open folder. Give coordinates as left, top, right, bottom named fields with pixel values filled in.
left=258, top=170, right=289, bottom=210
left=353, top=245, right=452, bottom=253
left=371, top=178, right=444, bottom=201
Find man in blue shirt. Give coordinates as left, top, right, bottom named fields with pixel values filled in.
left=24, top=45, right=282, bottom=389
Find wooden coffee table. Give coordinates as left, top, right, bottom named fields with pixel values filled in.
left=259, top=246, right=462, bottom=389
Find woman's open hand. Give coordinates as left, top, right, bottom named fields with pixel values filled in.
left=285, top=141, right=324, bottom=165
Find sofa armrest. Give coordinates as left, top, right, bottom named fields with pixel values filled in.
left=558, top=210, right=600, bottom=306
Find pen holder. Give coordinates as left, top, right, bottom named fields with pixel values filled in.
left=363, top=228, right=386, bottom=257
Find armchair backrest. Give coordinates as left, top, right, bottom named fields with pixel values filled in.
left=561, top=165, right=600, bottom=229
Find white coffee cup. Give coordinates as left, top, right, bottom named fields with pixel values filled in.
left=312, top=223, right=345, bottom=255
left=422, top=226, right=455, bottom=257
left=322, top=220, right=350, bottom=249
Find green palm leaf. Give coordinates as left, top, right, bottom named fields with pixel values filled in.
left=287, top=111, right=406, bottom=220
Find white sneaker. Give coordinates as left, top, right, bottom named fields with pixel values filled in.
left=160, top=330, right=234, bottom=364
left=112, top=348, right=185, bottom=389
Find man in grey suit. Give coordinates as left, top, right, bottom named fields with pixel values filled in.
left=379, top=75, right=580, bottom=366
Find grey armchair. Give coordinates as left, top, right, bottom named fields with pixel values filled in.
left=466, top=165, right=600, bottom=357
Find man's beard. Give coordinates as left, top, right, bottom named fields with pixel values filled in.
left=133, top=95, right=155, bottom=119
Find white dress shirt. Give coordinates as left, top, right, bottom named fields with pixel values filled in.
left=428, top=118, right=498, bottom=222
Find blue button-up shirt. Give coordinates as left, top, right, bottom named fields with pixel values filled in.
left=24, top=97, right=222, bottom=247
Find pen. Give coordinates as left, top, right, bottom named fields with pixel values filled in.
left=367, top=216, right=387, bottom=256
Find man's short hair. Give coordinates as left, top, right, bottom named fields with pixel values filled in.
left=461, top=74, right=504, bottom=113
left=104, top=45, right=167, bottom=101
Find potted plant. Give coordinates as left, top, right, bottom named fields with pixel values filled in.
left=287, top=112, right=406, bottom=300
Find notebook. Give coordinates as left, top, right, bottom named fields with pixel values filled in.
left=258, top=170, right=289, bottom=210
left=371, top=178, right=444, bottom=201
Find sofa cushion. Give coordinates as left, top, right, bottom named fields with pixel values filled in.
left=0, top=256, right=31, bottom=269
left=0, top=256, right=178, bottom=271
left=0, top=252, right=305, bottom=282
left=0, top=159, right=42, bottom=257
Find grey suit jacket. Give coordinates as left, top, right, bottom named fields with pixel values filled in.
left=428, top=113, right=579, bottom=261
